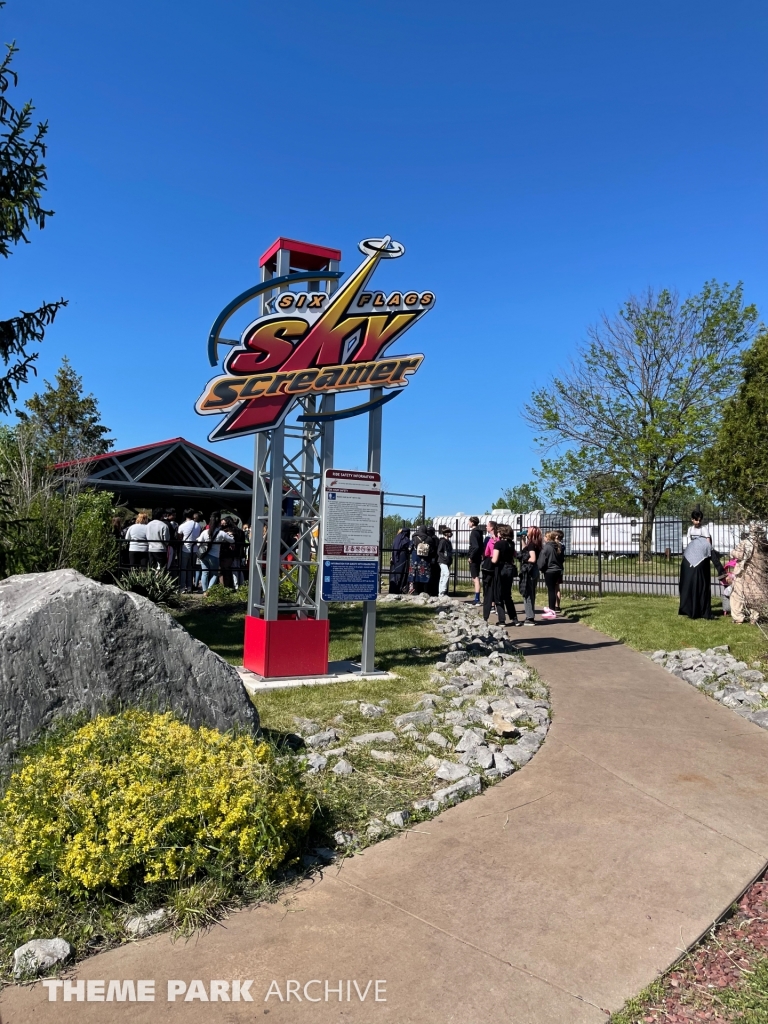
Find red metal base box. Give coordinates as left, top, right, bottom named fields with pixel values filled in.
left=243, top=616, right=329, bottom=678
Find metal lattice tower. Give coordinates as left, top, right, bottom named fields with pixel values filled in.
left=246, top=241, right=339, bottom=625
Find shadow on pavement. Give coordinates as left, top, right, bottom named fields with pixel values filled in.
left=496, top=611, right=624, bottom=658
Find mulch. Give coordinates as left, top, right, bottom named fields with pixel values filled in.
left=619, top=874, right=768, bottom=1022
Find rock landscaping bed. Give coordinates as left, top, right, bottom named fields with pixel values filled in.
left=281, top=594, right=551, bottom=850
left=650, top=646, right=768, bottom=727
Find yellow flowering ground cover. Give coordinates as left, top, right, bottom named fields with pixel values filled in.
left=0, top=710, right=312, bottom=970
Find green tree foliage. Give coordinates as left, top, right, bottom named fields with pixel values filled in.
left=524, top=282, right=759, bottom=555
left=534, top=468, right=640, bottom=516
left=702, top=329, right=768, bottom=518
left=16, top=357, right=113, bottom=465
left=0, top=6, right=67, bottom=414
left=492, top=482, right=544, bottom=512
left=0, top=424, right=118, bottom=580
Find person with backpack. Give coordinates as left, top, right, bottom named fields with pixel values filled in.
left=538, top=531, right=565, bottom=619
left=468, top=516, right=484, bottom=605
left=219, top=516, right=243, bottom=589
left=518, top=526, right=543, bottom=625
left=437, top=527, right=454, bottom=596
left=409, top=525, right=434, bottom=595
left=484, top=524, right=519, bottom=626
left=197, top=513, right=234, bottom=591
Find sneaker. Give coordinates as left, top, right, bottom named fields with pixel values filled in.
left=523, top=620, right=535, bottom=626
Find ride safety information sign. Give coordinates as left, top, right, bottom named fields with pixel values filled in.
left=320, top=470, right=381, bottom=602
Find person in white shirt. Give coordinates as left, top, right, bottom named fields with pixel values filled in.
left=197, top=512, right=234, bottom=591
left=178, top=508, right=202, bottom=592
left=146, top=508, right=171, bottom=569
left=124, top=512, right=149, bottom=568
left=686, top=510, right=712, bottom=544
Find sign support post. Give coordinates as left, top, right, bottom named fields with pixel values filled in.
left=361, top=387, right=383, bottom=673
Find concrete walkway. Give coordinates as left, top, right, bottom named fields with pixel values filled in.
left=4, top=611, right=768, bottom=1024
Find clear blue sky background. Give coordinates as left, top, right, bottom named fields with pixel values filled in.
left=3, top=0, right=766, bottom=514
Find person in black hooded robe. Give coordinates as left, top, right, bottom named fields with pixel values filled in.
left=388, top=526, right=411, bottom=594
left=679, top=534, right=726, bottom=620
left=426, top=525, right=440, bottom=596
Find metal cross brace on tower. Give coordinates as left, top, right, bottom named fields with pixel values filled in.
left=243, top=240, right=340, bottom=675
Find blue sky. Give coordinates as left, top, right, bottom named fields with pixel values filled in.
left=3, top=0, right=766, bottom=514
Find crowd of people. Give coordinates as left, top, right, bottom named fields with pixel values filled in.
left=120, top=508, right=249, bottom=592
left=114, top=504, right=765, bottom=622
left=388, top=517, right=566, bottom=625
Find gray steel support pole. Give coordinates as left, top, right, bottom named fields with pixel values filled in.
left=315, top=266, right=339, bottom=624
left=361, top=387, right=383, bottom=673
left=264, top=423, right=285, bottom=620
left=247, top=430, right=268, bottom=617
left=316, top=392, right=335, bottom=622
left=297, top=396, right=316, bottom=618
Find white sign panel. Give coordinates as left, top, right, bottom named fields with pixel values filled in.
left=320, top=470, right=381, bottom=602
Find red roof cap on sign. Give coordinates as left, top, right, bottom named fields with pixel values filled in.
left=258, top=237, right=342, bottom=272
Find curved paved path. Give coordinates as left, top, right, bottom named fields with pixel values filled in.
left=4, top=612, right=768, bottom=1024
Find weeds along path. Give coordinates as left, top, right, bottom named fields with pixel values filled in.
left=4, top=607, right=768, bottom=1023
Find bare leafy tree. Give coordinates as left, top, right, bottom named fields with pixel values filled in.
left=524, top=282, right=760, bottom=558
left=0, top=5, right=67, bottom=415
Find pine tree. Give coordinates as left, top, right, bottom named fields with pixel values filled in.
left=702, top=329, right=768, bottom=518
left=16, top=357, right=113, bottom=465
left=0, top=3, right=67, bottom=415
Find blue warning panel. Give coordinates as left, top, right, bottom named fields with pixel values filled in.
left=321, top=559, right=379, bottom=602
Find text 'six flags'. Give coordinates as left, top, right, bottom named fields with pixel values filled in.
left=196, top=236, right=434, bottom=439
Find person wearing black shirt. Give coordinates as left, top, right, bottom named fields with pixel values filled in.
left=483, top=525, right=519, bottom=625
left=538, top=531, right=565, bottom=618
left=518, top=526, right=543, bottom=625
left=426, top=525, right=440, bottom=596
left=437, top=527, right=454, bottom=596
left=468, top=516, right=484, bottom=605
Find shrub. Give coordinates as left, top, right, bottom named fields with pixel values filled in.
left=117, top=567, right=179, bottom=606
left=279, top=563, right=318, bottom=603
left=0, top=711, right=312, bottom=913
left=202, top=583, right=248, bottom=608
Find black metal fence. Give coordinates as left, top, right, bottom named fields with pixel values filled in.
left=117, top=507, right=747, bottom=600
left=118, top=538, right=248, bottom=590
left=381, top=510, right=750, bottom=598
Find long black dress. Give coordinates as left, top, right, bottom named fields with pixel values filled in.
left=679, top=536, right=725, bottom=620
left=388, top=530, right=411, bottom=594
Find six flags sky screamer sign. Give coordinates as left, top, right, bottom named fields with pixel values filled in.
left=196, top=237, right=433, bottom=439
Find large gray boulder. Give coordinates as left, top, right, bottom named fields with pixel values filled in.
left=0, top=569, right=259, bottom=761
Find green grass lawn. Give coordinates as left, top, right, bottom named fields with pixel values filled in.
left=562, top=593, right=767, bottom=666
left=173, top=599, right=447, bottom=668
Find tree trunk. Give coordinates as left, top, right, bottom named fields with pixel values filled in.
left=640, top=499, right=657, bottom=562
